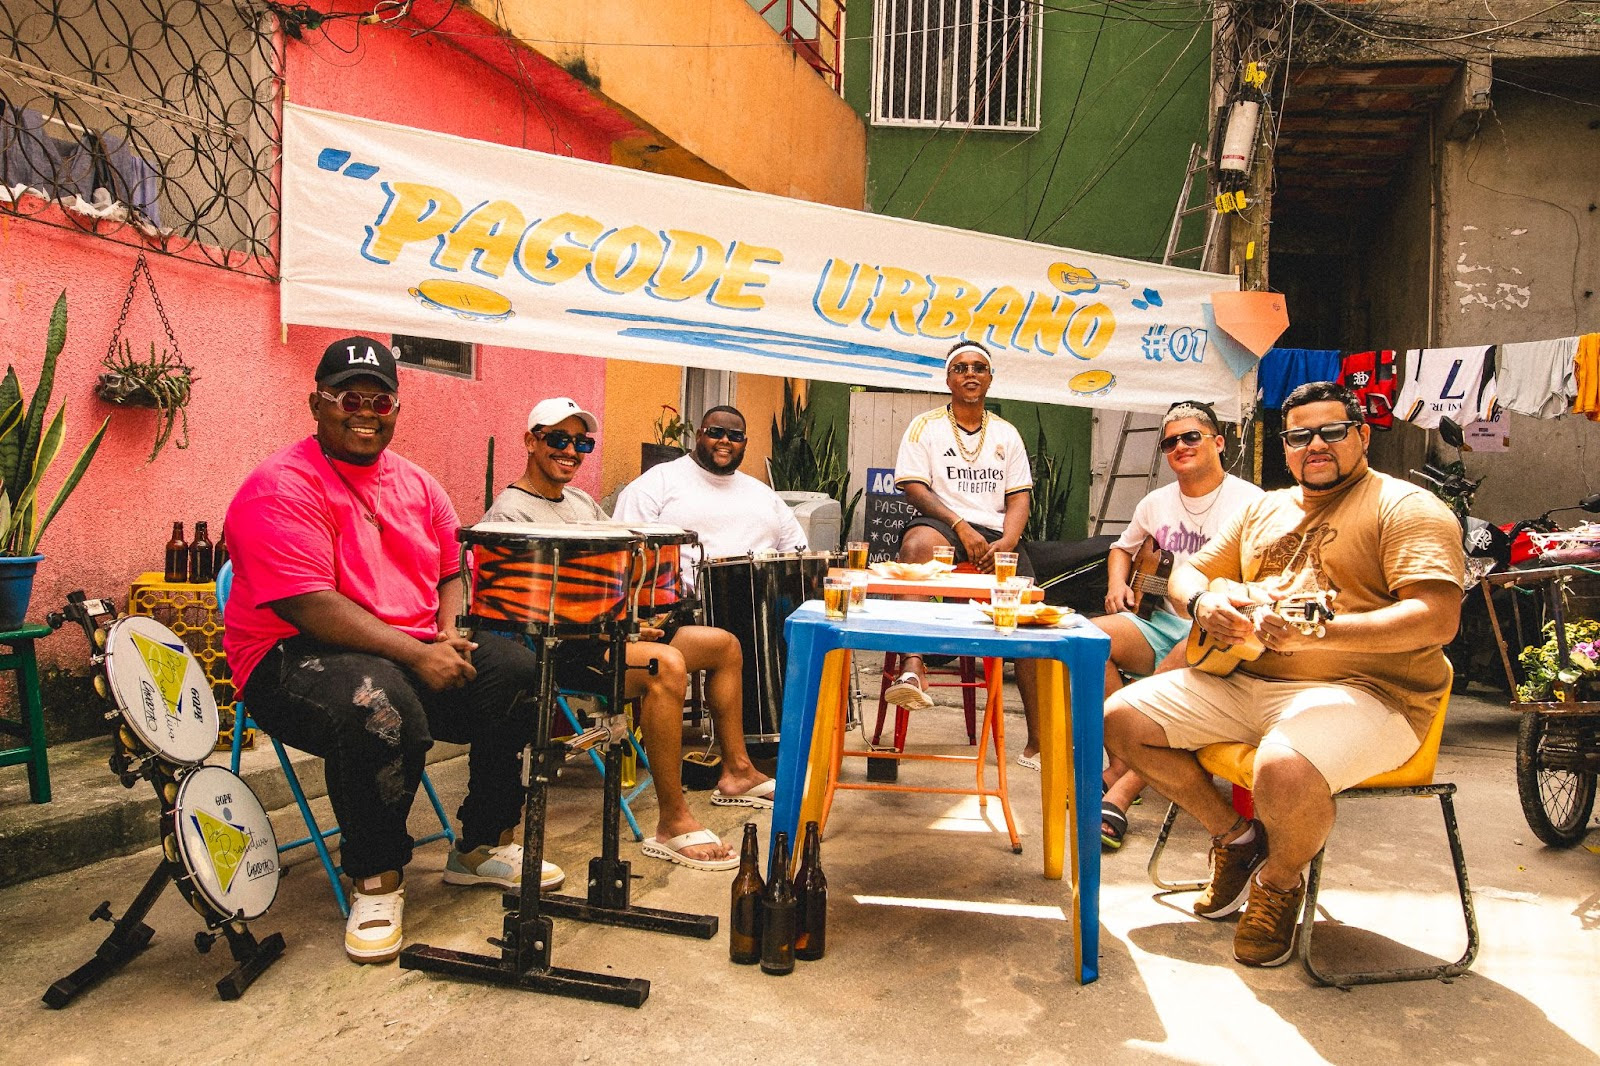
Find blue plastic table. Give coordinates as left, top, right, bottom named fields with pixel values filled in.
left=771, top=599, right=1110, bottom=984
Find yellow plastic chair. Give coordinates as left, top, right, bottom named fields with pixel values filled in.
left=1147, top=665, right=1478, bottom=986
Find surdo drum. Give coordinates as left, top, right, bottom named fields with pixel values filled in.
left=698, top=551, right=835, bottom=747
left=167, top=765, right=280, bottom=923
left=103, top=615, right=220, bottom=767
left=462, top=522, right=642, bottom=637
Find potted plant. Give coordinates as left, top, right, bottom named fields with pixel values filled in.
left=96, top=338, right=195, bottom=462
left=642, top=403, right=690, bottom=473
left=0, top=292, right=112, bottom=627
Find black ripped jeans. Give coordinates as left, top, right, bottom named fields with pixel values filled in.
left=241, top=633, right=540, bottom=880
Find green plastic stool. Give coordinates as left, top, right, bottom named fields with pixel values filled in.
left=0, top=623, right=55, bottom=803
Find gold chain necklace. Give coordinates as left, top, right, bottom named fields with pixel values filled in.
left=948, top=406, right=989, bottom=464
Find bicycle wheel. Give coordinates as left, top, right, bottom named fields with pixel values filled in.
left=1515, top=712, right=1598, bottom=846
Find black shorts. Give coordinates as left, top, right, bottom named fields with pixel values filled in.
left=902, top=516, right=1035, bottom=577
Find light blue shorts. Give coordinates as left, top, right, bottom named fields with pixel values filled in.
left=1126, top=608, right=1191, bottom=671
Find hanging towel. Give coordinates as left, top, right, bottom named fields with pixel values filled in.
left=1258, top=348, right=1342, bottom=410
left=1336, top=350, right=1399, bottom=429
left=1575, top=334, right=1600, bottom=421
left=1496, top=337, right=1577, bottom=419
left=1395, top=345, right=1493, bottom=429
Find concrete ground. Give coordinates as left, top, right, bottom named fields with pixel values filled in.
left=0, top=657, right=1596, bottom=1065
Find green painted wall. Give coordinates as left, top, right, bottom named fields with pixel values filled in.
left=833, top=2, right=1211, bottom=540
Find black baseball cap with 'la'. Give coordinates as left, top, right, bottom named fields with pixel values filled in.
left=316, top=336, right=400, bottom=391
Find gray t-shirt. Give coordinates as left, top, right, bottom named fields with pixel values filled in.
left=482, top=484, right=607, bottom=524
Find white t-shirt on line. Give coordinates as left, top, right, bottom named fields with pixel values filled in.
left=894, top=406, right=1032, bottom=530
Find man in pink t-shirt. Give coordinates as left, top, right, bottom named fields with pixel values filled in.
left=224, top=335, right=551, bottom=966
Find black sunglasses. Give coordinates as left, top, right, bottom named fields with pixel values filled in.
left=536, top=429, right=596, bottom=453
left=948, top=362, right=992, bottom=376
left=701, top=426, right=747, bottom=443
left=1159, top=429, right=1214, bottom=454
left=319, top=389, right=400, bottom=415
left=1280, top=421, right=1359, bottom=449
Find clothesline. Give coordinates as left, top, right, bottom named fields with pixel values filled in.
left=1258, top=333, right=1600, bottom=431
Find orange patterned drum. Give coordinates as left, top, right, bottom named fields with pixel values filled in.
left=625, top=524, right=699, bottom=622
left=462, top=522, right=641, bottom=636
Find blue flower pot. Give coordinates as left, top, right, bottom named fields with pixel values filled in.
left=0, top=554, right=44, bottom=630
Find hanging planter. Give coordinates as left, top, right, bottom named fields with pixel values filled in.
left=93, top=253, right=196, bottom=462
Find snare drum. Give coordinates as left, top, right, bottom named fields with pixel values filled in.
left=699, top=551, right=836, bottom=747
left=463, top=522, right=641, bottom=636
left=103, top=616, right=220, bottom=767
left=627, top=524, right=699, bottom=623
left=166, top=764, right=280, bottom=922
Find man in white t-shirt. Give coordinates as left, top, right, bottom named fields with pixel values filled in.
left=1094, top=400, right=1263, bottom=851
left=885, top=342, right=1043, bottom=754
left=480, top=397, right=775, bottom=873
left=613, top=405, right=808, bottom=576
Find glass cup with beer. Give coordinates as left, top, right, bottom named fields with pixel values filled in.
left=993, top=551, right=1019, bottom=585
left=823, top=576, right=852, bottom=621
left=846, top=540, right=869, bottom=571
left=932, top=545, right=956, bottom=567
left=990, top=579, right=1025, bottom=633
left=848, top=571, right=869, bottom=612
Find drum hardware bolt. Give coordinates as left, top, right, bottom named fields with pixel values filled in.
left=89, top=901, right=115, bottom=924
left=101, top=708, right=122, bottom=722
left=194, top=931, right=217, bottom=954
left=613, top=880, right=624, bottom=890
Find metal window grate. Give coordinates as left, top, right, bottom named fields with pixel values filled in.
left=871, top=0, right=1040, bottom=131
left=393, top=334, right=474, bottom=378
left=0, top=0, right=280, bottom=278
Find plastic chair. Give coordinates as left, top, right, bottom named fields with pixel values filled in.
left=873, top=651, right=983, bottom=749
left=1147, top=664, right=1477, bottom=986
left=217, top=562, right=456, bottom=917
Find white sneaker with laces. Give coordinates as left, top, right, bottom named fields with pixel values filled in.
left=444, top=841, right=566, bottom=891
left=884, top=671, right=935, bottom=710
left=345, top=878, right=404, bottom=964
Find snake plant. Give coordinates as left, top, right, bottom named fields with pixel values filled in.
left=0, top=292, right=111, bottom=556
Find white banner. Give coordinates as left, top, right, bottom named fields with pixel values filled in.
left=282, top=104, right=1250, bottom=418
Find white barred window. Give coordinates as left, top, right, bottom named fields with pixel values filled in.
left=872, top=0, right=1041, bottom=131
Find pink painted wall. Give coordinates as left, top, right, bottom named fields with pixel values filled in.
left=0, top=11, right=633, bottom=667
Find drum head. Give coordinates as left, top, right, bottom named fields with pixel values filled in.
left=173, top=766, right=280, bottom=920
left=462, top=521, right=638, bottom=551
left=104, top=616, right=219, bottom=766
left=628, top=524, right=699, bottom=546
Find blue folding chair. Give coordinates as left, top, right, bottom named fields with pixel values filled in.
left=555, top=689, right=653, bottom=841
left=217, top=562, right=455, bottom=917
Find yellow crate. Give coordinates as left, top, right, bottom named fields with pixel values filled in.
left=127, top=572, right=245, bottom=747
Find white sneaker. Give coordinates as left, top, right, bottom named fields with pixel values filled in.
left=444, top=841, right=566, bottom=892
left=884, top=672, right=935, bottom=710
left=345, top=872, right=404, bottom=964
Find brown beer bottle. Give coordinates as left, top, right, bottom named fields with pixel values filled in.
left=213, top=530, right=229, bottom=574
left=793, top=820, right=828, bottom=961
left=728, top=822, right=764, bottom=965
left=759, top=831, right=797, bottom=976
left=188, top=521, right=215, bottom=584
left=164, top=522, right=187, bottom=583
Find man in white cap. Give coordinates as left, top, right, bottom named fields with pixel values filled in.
left=884, top=342, right=1044, bottom=758
left=481, top=398, right=775, bottom=872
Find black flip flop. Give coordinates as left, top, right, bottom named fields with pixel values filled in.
left=1101, top=802, right=1128, bottom=851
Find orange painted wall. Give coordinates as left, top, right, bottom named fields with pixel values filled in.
left=468, top=0, right=866, bottom=209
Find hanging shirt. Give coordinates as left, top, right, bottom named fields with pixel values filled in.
left=1337, top=350, right=1399, bottom=429
left=1258, top=348, right=1342, bottom=410
left=1574, top=334, right=1600, bottom=421
left=1396, top=345, right=1493, bottom=429
left=893, top=405, right=1033, bottom=530
left=1495, top=337, right=1577, bottom=419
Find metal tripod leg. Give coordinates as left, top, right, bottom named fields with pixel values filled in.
left=43, top=863, right=169, bottom=1008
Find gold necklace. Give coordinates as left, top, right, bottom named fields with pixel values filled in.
left=321, top=448, right=384, bottom=532
left=948, top=406, right=989, bottom=464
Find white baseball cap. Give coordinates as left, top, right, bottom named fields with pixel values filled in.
left=527, top=397, right=598, bottom=432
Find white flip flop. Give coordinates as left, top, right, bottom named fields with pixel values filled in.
left=710, top=778, right=776, bottom=809
left=640, top=829, right=740, bottom=871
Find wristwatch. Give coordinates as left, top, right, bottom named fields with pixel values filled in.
left=1185, top=590, right=1207, bottom=618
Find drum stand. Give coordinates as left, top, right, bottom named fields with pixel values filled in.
left=43, top=595, right=284, bottom=1008
left=401, top=630, right=716, bottom=1008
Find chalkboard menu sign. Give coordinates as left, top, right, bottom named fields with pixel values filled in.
left=864, top=467, right=919, bottom=563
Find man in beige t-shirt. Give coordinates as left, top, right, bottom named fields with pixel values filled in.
left=1105, top=381, right=1463, bottom=969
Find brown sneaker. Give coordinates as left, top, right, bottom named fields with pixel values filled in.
left=1234, top=872, right=1306, bottom=967
left=1193, top=819, right=1268, bottom=920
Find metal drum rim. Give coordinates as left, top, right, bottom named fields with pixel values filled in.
left=103, top=615, right=220, bottom=767
left=170, top=765, right=281, bottom=921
